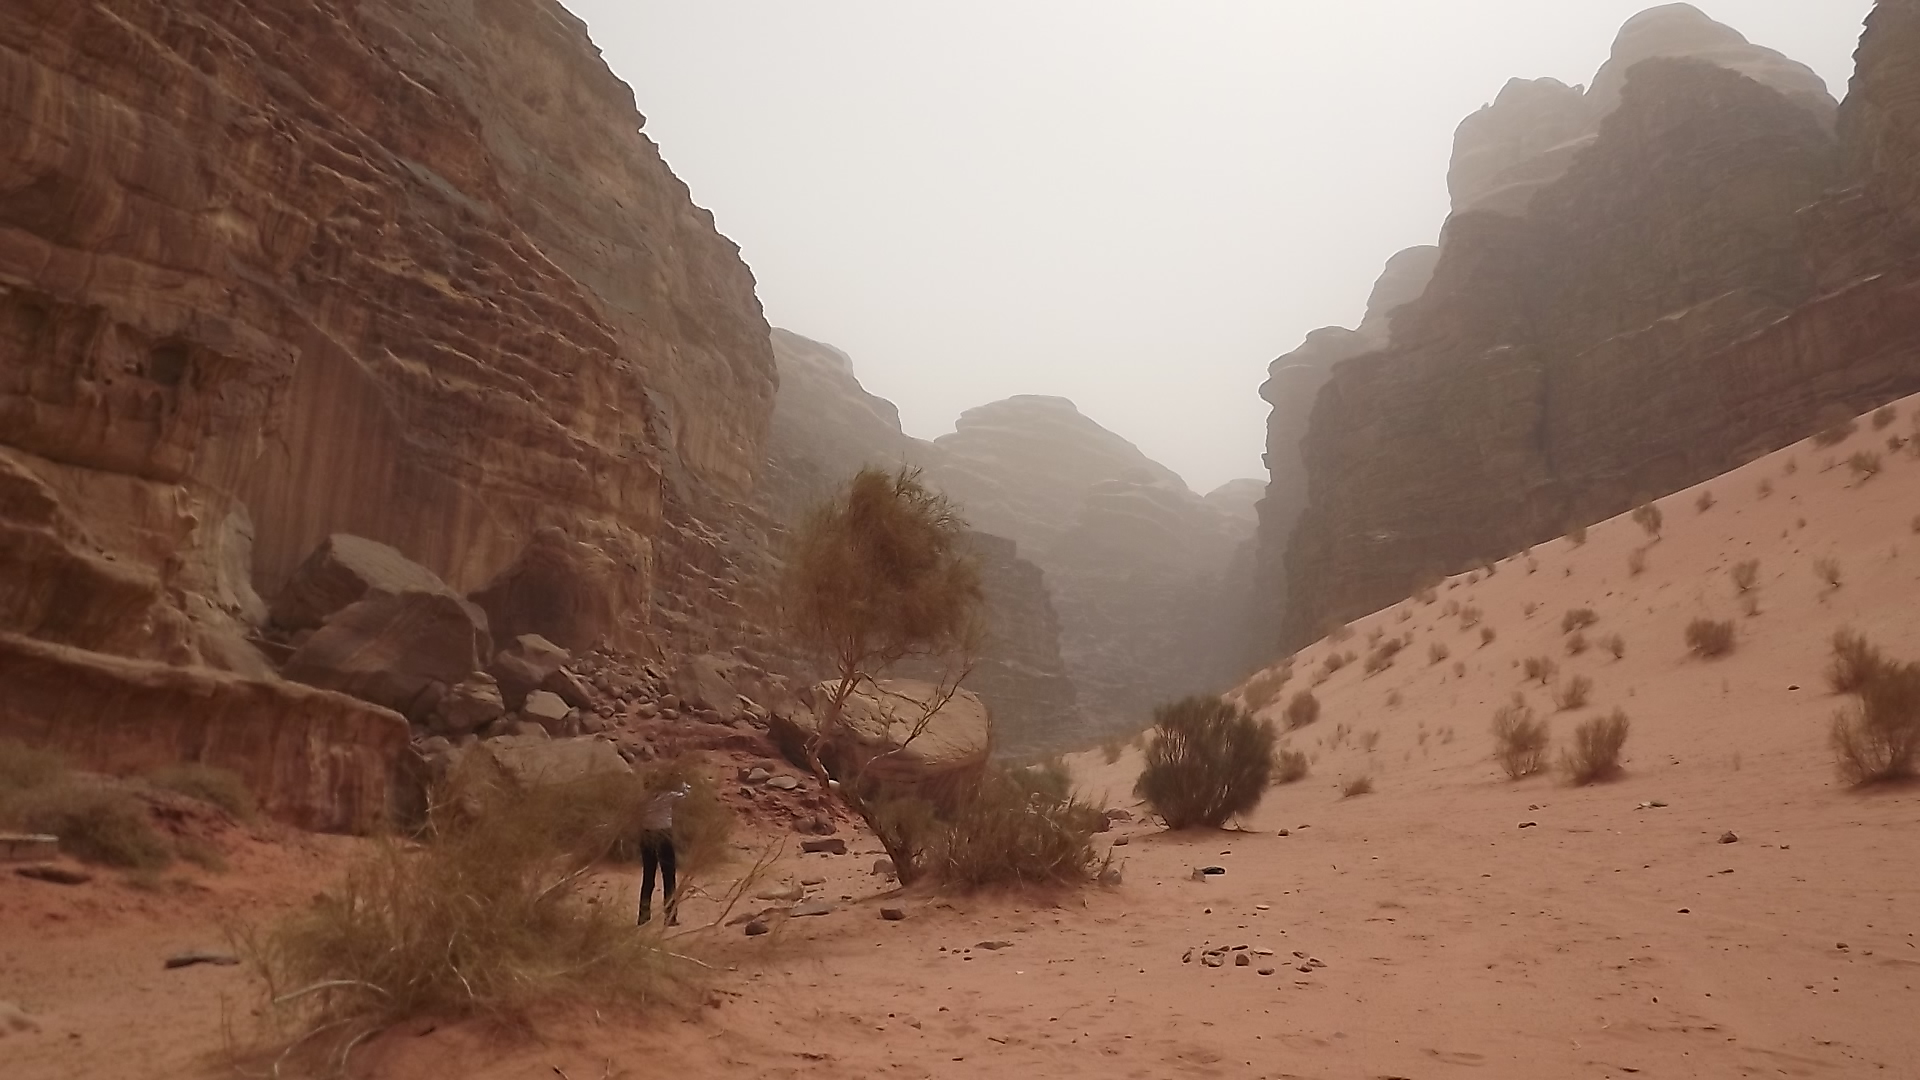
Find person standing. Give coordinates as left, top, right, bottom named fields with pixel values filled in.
left=637, top=781, right=689, bottom=926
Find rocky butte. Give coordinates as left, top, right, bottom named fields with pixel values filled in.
left=0, top=0, right=778, bottom=827
left=1256, top=1, right=1920, bottom=656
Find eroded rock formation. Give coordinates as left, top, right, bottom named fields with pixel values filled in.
left=0, top=0, right=776, bottom=827
left=1263, top=2, right=1920, bottom=653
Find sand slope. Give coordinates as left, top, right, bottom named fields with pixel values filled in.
left=3, top=398, right=1918, bottom=1079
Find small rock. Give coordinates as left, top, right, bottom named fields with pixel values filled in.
left=756, top=884, right=804, bottom=902
left=1719, top=831, right=1739, bottom=845
left=746, top=767, right=772, bottom=784
left=1202, top=954, right=1225, bottom=968
left=1518, top=822, right=1538, bottom=829
left=164, top=950, right=241, bottom=970
left=791, top=900, right=833, bottom=918
left=1234, top=954, right=1251, bottom=967
left=744, top=920, right=770, bottom=937
left=1100, top=867, right=1123, bottom=886
left=1836, top=942, right=1850, bottom=951
left=975, top=940, right=1013, bottom=951
left=1103, top=808, right=1133, bottom=823
left=15, top=864, right=90, bottom=886
left=1257, top=968, right=1275, bottom=976
left=801, top=876, right=826, bottom=887
left=1297, top=964, right=1314, bottom=973
left=871, top=857, right=897, bottom=877
left=659, top=694, right=681, bottom=712
left=802, top=838, right=847, bottom=856
left=881, top=907, right=907, bottom=921
left=1110, top=836, right=1129, bottom=847
left=1308, top=957, right=1326, bottom=969
left=765, top=775, right=801, bottom=792
left=1253, top=948, right=1274, bottom=956
left=0, top=1001, right=40, bottom=1035
left=1277, top=829, right=1289, bottom=837
left=1181, top=949, right=1193, bottom=964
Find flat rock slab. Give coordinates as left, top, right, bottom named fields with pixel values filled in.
left=790, top=900, right=833, bottom=918
left=15, top=863, right=89, bottom=885
left=164, top=950, right=240, bottom=970
left=801, top=838, right=847, bottom=855
left=764, top=775, right=801, bottom=791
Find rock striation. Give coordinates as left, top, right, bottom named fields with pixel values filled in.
left=1262, top=3, right=1920, bottom=654
left=0, top=0, right=776, bottom=827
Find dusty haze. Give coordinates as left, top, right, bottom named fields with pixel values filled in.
left=564, top=1, right=1868, bottom=491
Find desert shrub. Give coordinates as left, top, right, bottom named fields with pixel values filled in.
left=1603, top=633, right=1626, bottom=660
left=247, top=766, right=695, bottom=1055
left=148, top=763, right=256, bottom=820
left=1459, top=606, right=1483, bottom=629
left=1366, top=626, right=1385, bottom=647
left=1826, top=630, right=1896, bottom=694
left=3, top=783, right=172, bottom=870
left=1491, top=696, right=1550, bottom=780
left=1554, top=674, right=1593, bottom=711
left=1429, top=641, right=1450, bottom=665
left=1526, top=557, right=1539, bottom=574
left=1323, top=652, right=1349, bottom=675
left=931, top=770, right=1106, bottom=888
left=1568, top=523, right=1589, bottom=546
left=1479, top=626, right=1496, bottom=647
left=1784, top=457, right=1800, bottom=475
left=1811, top=405, right=1858, bottom=447
left=1359, top=730, right=1381, bottom=753
left=1443, top=599, right=1460, bottom=617
left=1757, top=478, right=1774, bottom=498
left=1731, top=559, right=1760, bottom=593
left=1695, top=490, right=1716, bottom=513
left=1685, top=618, right=1736, bottom=659
left=1271, top=749, right=1309, bottom=785
left=1815, top=557, right=1843, bottom=588
left=1829, top=647, right=1920, bottom=785
left=1892, top=435, right=1910, bottom=454
left=1241, top=665, right=1291, bottom=714
left=1566, top=631, right=1589, bottom=657
left=1341, top=776, right=1374, bottom=798
left=1522, top=656, right=1559, bottom=684
left=1562, top=710, right=1630, bottom=785
left=1100, top=739, right=1125, bottom=765
left=1847, top=451, right=1883, bottom=481
left=0, top=739, right=66, bottom=795
left=1871, top=404, right=1898, bottom=430
left=1452, top=660, right=1467, bottom=678
left=1135, top=697, right=1277, bottom=829
left=1363, top=637, right=1404, bottom=675
left=1627, top=547, right=1648, bottom=576
left=1010, top=757, right=1073, bottom=806
left=1523, top=601, right=1539, bottom=617
left=1631, top=502, right=1663, bottom=539
left=1562, top=608, right=1599, bottom=634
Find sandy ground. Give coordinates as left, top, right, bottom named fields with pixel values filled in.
left=3, top=398, right=1919, bottom=1079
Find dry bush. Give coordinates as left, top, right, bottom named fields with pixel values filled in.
left=3, top=783, right=173, bottom=870
left=1632, top=502, right=1663, bottom=539
left=1695, top=490, right=1716, bottom=513
left=1241, top=665, right=1291, bottom=714
left=1385, top=691, right=1403, bottom=708
left=1685, top=618, right=1736, bottom=659
left=1566, top=632, right=1589, bottom=657
left=1562, top=608, right=1599, bottom=634
left=1784, top=457, right=1800, bottom=475
left=1414, top=584, right=1438, bottom=605
left=1271, top=749, right=1310, bottom=785
left=1871, top=404, right=1898, bottom=430
left=0, top=738, right=66, bottom=795
left=931, top=770, right=1107, bottom=888
left=1523, top=601, right=1539, bottom=617
left=1479, top=626, right=1496, bottom=647
left=1135, top=697, right=1277, bottom=829
left=1363, top=637, right=1404, bottom=676
left=1365, top=626, right=1385, bottom=647
left=148, top=763, right=256, bottom=820
left=1327, top=622, right=1355, bottom=644
left=1323, top=652, right=1349, bottom=676
left=1341, top=776, right=1374, bottom=798
left=1359, top=730, right=1381, bottom=753
left=1815, top=557, right=1843, bottom=589
left=1731, top=559, right=1760, bottom=594
left=1459, top=606, right=1484, bottom=629
left=1100, top=739, right=1124, bottom=765
left=246, top=764, right=702, bottom=1057
left=1554, top=674, right=1593, bottom=711
left=1526, top=557, right=1539, bottom=574
left=1491, top=696, right=1550, bottom=780
left=1429, top=641, right=1450, bottom=665
left=1757, top=478, right=1774, bottom=499
left=1847, top=451, right=1883, bottom=482
left=1829, top=644, right=1920, bottom=786
left=1452, top=661, right=1467, bottom=679
left=1627, top=546, right=1649, bottom=577
left=1443, top=599, right=1460, bottom=617
left=1603, top=633, right=1627, bottom=660
left=1826, top=630, right=1896, bottom=694
left=1562, top=710, right=1630, bottom=785
left=1284, top=689, right=1321, bottom=729
left=1892, top=435, right=1910, bottom=454
left=1568, top=524, right=1589, bottom=546
left=1522, top=656, right=1560, bottom=684
left=1396, top=607, right=1412, bottom=623
left=1811, top=405, right=1859, bottom=447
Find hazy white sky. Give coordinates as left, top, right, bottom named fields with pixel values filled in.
left=564, top=1, right=1872, bottom=492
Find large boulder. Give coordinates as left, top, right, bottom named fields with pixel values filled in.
left=282, top=591, right=491, bottom=721
left=469, top=527, right=619, bottom=653
left=472, top=735, right=630, bottom=786
left=774, top=679, right=991, bottom=811
left=429, top=673, right=505, bottom=737
left=270, top=534, right=483, bottom=634
left=491, top=634, right=571, bottom=710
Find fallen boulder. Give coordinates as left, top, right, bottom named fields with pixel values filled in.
left=270, top=534, right=481, bottom=633
left=430, top=674, right=505, bottom=737
left=491, top=634, right=571, bottom=710
left=282, top=591, right=489, bottom=721
left=471, top=735, right=630, bottom=786
left=469, top=527, right=617, bottom=653
left=771, top=679, right=991, bottom=812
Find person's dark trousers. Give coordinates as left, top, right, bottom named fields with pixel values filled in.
left=637, top=830, right=677, bottom=925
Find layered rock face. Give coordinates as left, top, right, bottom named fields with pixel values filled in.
left=0, top=0, right=775, bottom=825
left=1266, top=3, right=1920, bottom=653
left=759, top=330, right=1081, bottom=754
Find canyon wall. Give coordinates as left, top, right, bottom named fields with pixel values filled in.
left=0, top=0, right=776, bottom=824
left=1263, top=2, right=1920, bottom=654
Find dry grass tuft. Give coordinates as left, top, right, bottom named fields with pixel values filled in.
left=1568, top=524, right=1589, bottom=546
left=1340, top=776, right=1374, bottom=798
left=1603, top=633, right=1627, bottom=660
left=148, top=763, right=256, bottom=821
left=1847, top=451, right=1883, bottom=482
left=932, top=771, right=1108, bottom=888
left=1827, top=630, right=1895, bottom=695
left=1323, top=652, right=1350, bottom=676
left=1561, top=608, right=1599, bottom=634
left=1828, top=635, right=1920, bottom=786
left=1271, top=749, right=1310, bottom=785
left=1363, top=637, right=1404, bottom=676
left=1811, top=405, right=1859, bottom=448
left=1631, top=502, right=1663, bottom=539
left=1565, top=631, right=1589, bottom=657
left=1757, top=478, right=1774, bottom=499
left=1458, top=606, right=1484, bottom=629
left=1815, top=556, right=1843, bottom=589
left=1284, top=690, right=1321, bottom=730
left=1627, top=546, right=1649, bottom=577
left=1695, top=489, right=1717, bottom=513
left=1479, top=626, right=1496, bottom=647
left=1491, top=696, right=1550, bottom=780
left=1561, top=710, right=1630, bottom=785
left=1522, top=656, right=1560, bottom=685
left=4, top=783, right=173, bottom=870
left=0, top=739, right=66, bottom=795
left=1871, top=404, right=1898, bottom=430
left=1730, top=559, right=1760, bottom=594
left=1241, top=665, right=1292, bottom=714
left=1554, top=674, right=1593, bottom=711
left=1136, top=697, right=1277, bottom=829
left=1685, top=618, right=1736, bottom=659
left=1429, top=641, right=1450, bottom=665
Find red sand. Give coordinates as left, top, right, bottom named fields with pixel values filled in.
left=3, top=398, right=1918, bottom=1078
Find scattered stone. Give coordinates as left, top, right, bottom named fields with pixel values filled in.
left=975, top=940, right=1013, bottom=951
left=766, top=775, right=801, bottom=792
left=746, top=767, right=772, bottom=784
left=1258, top=968, right=1275, bottom=976
left=15, top=864, right=89, bottom=886
left=1103, top=808, right=1133, bottom=823
left=1719, top=831, right=1739, bottom=845
left=540, top=667, right=596, bottom=710
left=1836, top=942, right=1850, bottom=951
left=1297, top=964, right=1314, bottom=973
left=745, top=920, right=770, bottom=937
left=1202, top=954, right=1225, bottom=968
left=431, top=674, right=505, bottom=737
left=1308, top=957, right=1326, bottom=969
left=659, top=694, right=681, bottom=713
left=1100, top=867, right=1123, bottom=886
left=871, top=857, right=896, bottom=876
left=1234, top=954, right=1251, bottom=967
left=802, top=838, right=847, bottom=856
left=791, top=900, right=832, bottom=918
left=1181, top=949, right=1193, bottom=964
left=801, top=876, right=827, bottom=887
left=0, top=1001, right=40, bottom=1035
left=521, top=690, right=572, bottom=734
left=491, top=634, right=572, bottom=710
left=1519, top=821, right=1539, bottom=829
left=164, top=950, right=241, bottom=970
left=755, top=883, right=804, bottom=902
left=1255, top=904, right=1270, bottom=911
left=881, top=907, right=908, bottom=921
left=1253, top=948, right=1274, bottom=956
left=1110, top=836, right=1129, bottom=847
left=1277, top=829, right=1289, bottom=837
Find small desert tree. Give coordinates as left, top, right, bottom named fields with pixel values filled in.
left=1491, top=696, right=1550, bottom=780
left=784, top=467, right=983, bottom=883
left=1135, top=696, right=1277, bottom=829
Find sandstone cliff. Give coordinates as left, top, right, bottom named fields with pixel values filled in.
left=1265, top=3, right=1920, bottom=654
left=758, top=330, right=1081, bottom=755
left=0, top=0, right=776, bottom=826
